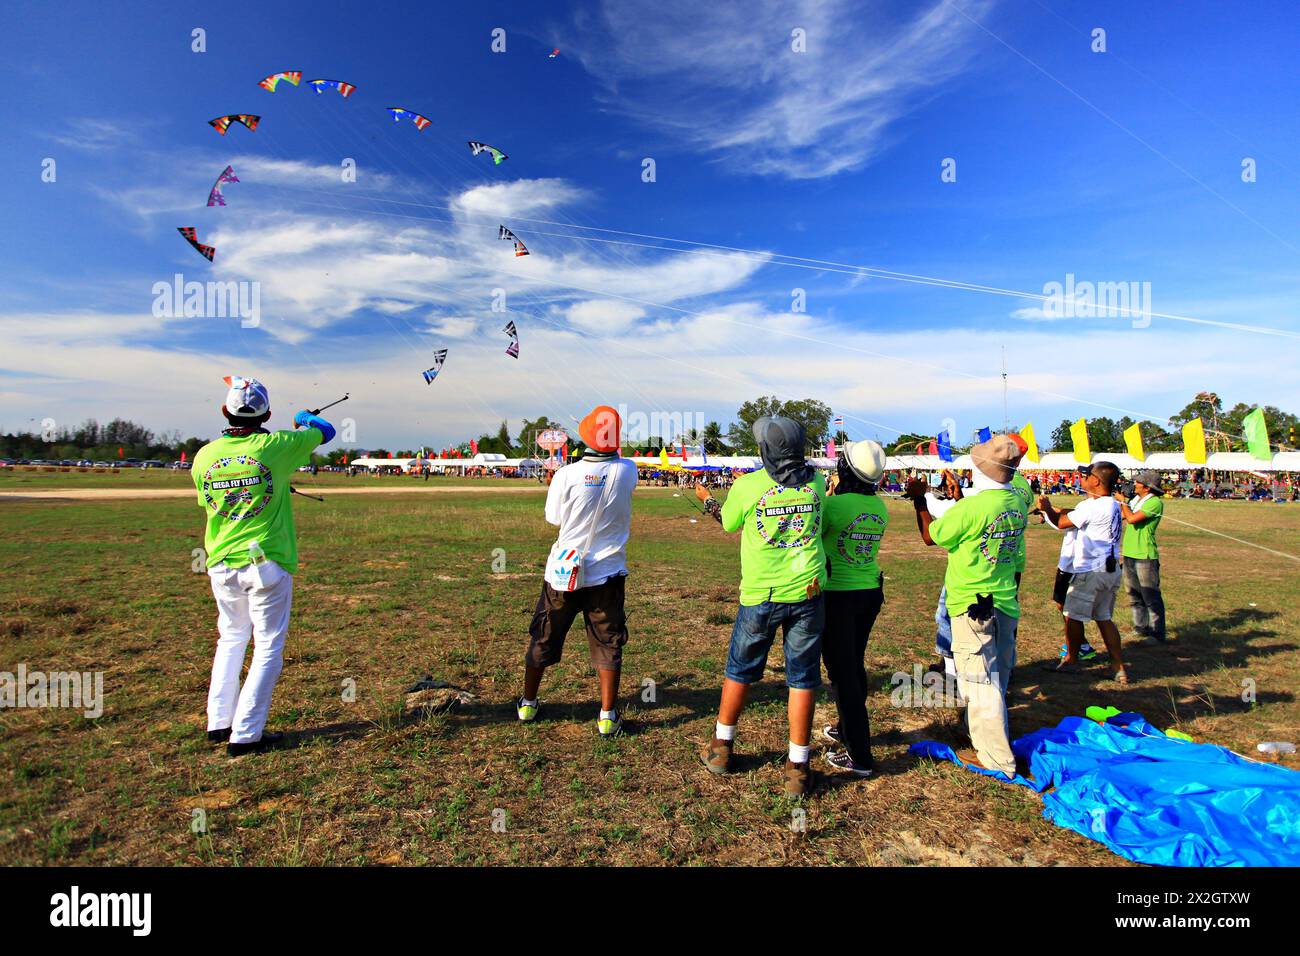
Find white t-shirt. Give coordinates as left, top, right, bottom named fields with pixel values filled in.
left=1063, top=495, right=1122, bottom=573
left=545, top=456, right=639, bottom=587
left=925, top=492, right=959, bottom=519
left=1057, top=528, right=1078, bottom=571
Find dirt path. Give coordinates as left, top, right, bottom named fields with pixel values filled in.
left=0, top=485, right=552, bottom=501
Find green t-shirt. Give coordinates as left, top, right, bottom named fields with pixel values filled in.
left=821, top=492, right=888, bottom=591
left=1010, top=472, right=1032, bottom=573
left=192, top=428, right=323, bottom=574
left=721, top=468, right=826, bottom=606
left=1121, top=494, right=1163, bottom=560
left=929, top=488, right=1028, bottom=619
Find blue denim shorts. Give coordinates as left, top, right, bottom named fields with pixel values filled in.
left=725, top=596, right=825, bottom=689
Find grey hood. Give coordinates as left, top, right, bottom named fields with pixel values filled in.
left=752, top=416, right=814, bottom=489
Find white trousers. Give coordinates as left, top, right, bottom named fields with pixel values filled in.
left=206, top=560, right=294, bottom=744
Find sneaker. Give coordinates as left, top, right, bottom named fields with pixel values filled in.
left=701, top=738, right=733, bottom=774
left=226, top=730, right=284, bottom=758
left=596, top=711, right=623, bottom=737
left=207, top=727, right=232, bottom=744
left=821, top=724, right=842, bottom=744
left=1060, top=642, right=1099, bottom=661
left=825, top=751, right=873, bottom=777
left=783, top=759, right=814, bottom=799
left=516, top=698, right=539, bottom=722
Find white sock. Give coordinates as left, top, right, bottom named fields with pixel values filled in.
left=714, top=721, right=736, bottom=741
left=600, top=708, right=617, bottom=721
left=520, top=697, right=537, bottom=707
left=789, top=742, right=811, bottom=764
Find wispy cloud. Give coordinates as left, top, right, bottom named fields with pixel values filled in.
left=570, top=0, right=995, bottom=179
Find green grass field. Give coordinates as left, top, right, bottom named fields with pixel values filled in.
left=1, top=477, right=1297, bottom=866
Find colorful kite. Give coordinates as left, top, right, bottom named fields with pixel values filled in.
left=307, top=78, right=356, bottom=98
left=499, top=225, right=529, bottom=257
left=258, top=71, right=303, bottom=92
left=503, top=320, right=520, bottom=358
left=177, top=226, right=215, bottom=262
left=207, top=165, right=240, bottom=207
left=209, top=114, right=260, bottom=136
left=422, top=349, right=448, bottom=384
left=468, top=141, right=508, bottom=165
left=388, top=107, right=431, bottom=130
left=549, top=48, right=560, bottom=58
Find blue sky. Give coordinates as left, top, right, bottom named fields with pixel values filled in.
left=2, top=0, right=1298, bottom=449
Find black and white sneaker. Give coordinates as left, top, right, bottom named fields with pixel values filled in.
left=825, top=751, right=873, bottom=777
left=821, top=724, right=842, bottom=744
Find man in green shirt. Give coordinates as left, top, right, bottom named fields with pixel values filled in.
left=696, top=416, right=826, bottom=798
left=193, top=376, right=336, bottom=757
left=1117, top=469, right=1167, bottom=645
left=905, top=435, right=1027, bottom=778
left=819, top=440, right=888, bottom=778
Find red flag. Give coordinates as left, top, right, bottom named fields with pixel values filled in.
left=118, top=447, right=124, bottom=458
left=180, top=450, right=187, bottom=463
left=470, top=438, right=479, bottom=455
left=343, top=455, right=348, bottom=465
left=680, top=440, right=687, bottom=460
left=928, top=440, right=938, bottom=456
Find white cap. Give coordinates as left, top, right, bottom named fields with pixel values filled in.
left=223, top=375, right=270, bottom=418
left=844, top=439, right=886, bottom=483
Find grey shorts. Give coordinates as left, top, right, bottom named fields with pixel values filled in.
left=1063, top=568, right=1121, bottom=623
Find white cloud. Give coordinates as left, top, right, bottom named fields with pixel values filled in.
left=566, top=300, right=645, bottom=332
left=570, top=0, right=995, bottom=179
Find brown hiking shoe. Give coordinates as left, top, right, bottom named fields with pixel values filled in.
left=701, top=737, right=733, bottom=774
left=783, top=759, right=813, bottom=799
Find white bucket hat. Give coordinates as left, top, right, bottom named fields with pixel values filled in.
left=844, top=439, right=886, bottom=483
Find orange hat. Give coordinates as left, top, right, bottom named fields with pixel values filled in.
left=579, top=405, right=620, bottom=453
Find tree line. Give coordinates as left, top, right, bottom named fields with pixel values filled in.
left=5, top=392, right=1294, bottom=466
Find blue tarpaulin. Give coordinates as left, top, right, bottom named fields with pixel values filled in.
left=910, top=713, right=1300, bottom=866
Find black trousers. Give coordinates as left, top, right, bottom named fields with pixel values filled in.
left=822, top=586, right=884, bottom=768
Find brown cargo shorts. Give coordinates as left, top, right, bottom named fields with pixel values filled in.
left=526, top=574, right=629, bottom=671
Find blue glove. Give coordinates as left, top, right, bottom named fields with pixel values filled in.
left=294, top=411, right=336, bottom=444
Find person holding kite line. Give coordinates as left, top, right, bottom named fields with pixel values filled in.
left=192, top=376, right=336, bottom=757
left=1116, top=470, right=1167, bottom=645
left=904, top=435, right=1028, bottom=778
left=1037, top=461, right=1130, bottom=683
left=695, top=416, right=827, bottom=799
left=818, top=440, right=888, bottom=777
left=518, top=406, right=638, bottom=736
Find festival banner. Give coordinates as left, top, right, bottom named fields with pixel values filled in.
left=1070, top=418, right=1091, bottom=464
left=1123, top=422, right=1145, bottom=461
left=1182, top=417, right=1207, bottom=464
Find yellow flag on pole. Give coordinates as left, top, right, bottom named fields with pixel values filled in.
left=659, top=447, right=670, bottom=467
left=1183, top=418, right=1207, bottom=464
left=1020, top=422, right=1040, bottom=463
left=1069, top=418, right=1091, bottom=464
left=1123, top=422, right=1145, bottom=461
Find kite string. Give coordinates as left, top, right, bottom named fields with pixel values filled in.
left=254, top=191, right=1289, bottom=455
left=255, top=180, right=1300, bottom=341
